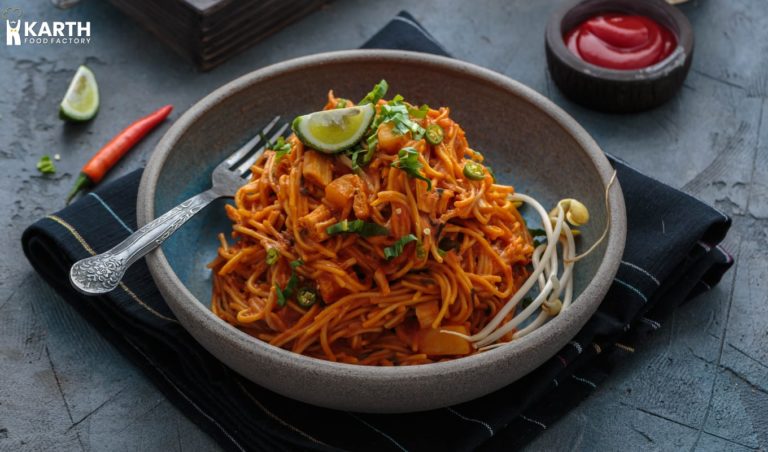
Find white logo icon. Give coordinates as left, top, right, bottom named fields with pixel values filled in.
left=2, top=8, right=91, bottom=46
left=6, top=19, right=21, bottom=46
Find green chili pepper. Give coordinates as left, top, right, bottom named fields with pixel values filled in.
left=425, top=124, right=444, bottom=145
left=463, top=161, right=486, bottom=180
left=266, top=247, right=279, bottom=265
left=296, top=287, right=317, bottom=308
left=36, top=155, right=56, bottom=174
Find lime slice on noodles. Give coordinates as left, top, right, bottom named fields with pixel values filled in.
left=292, top=104, right=375, bottom=153
left=59, top=65, right=99, bottom=122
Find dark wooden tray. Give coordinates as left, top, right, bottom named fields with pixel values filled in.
left=108, top=0, right=326, bottom=70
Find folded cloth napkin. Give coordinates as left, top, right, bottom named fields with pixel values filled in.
left=22, top=11, right=733, bottom=452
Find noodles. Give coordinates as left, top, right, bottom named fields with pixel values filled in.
left=210, top=84, right=588, bottom=365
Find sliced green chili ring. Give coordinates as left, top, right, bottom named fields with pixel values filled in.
left=296, top=287, right=317, bottom=308
left=265, top=247, right=279, bottom=265
left=425, top=124, right=444, bottom=145
left=36, top=155, right=56, bottom=174
left=463, top=161, right=486, bottom=180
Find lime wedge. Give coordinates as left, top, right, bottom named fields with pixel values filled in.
left=292, top=104, right=375, bottom=153
left=59, top=65, right=99, bottom=122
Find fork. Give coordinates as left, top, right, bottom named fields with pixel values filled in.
left=70, top=116, right=289, bottom=295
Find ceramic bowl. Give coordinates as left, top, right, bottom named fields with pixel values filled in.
left=137, top=50, right=626, bottom=413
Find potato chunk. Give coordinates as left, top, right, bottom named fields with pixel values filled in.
left=302, top=150, right=333, bottom=187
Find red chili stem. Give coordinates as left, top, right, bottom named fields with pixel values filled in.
left=66, top=105, right=173, bottom=205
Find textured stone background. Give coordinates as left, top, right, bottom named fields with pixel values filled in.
left=0, top=0, right=766, bottom=450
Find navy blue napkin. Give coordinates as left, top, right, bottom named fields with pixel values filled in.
left=22, top=11, right=732, bottom=452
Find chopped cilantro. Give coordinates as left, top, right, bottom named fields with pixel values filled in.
left=326, top=219, right=389, bottom=237
left=275, top=259, right=303, bottom=307
left=391, top=147, right=432, bottom=190
left=384, top=234, right=419, bottom=260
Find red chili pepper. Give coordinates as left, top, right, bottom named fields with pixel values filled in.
left=66, top=105, right=173, bottom=204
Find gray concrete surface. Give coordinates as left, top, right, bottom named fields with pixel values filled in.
left=0, top=0, right=766, bottom=450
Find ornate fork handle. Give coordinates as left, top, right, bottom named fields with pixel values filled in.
left=70, top=189, right=220, bottom=295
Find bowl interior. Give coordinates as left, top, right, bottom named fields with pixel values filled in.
left=156, top=60, right=610, bottom=309
left=141, top=51, right=625, bottom=412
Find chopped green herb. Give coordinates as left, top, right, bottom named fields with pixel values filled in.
left=408, top=104, right=429, bottom=119
left=274, top=283, right=286, bottom=307
left=425, top=124, right=444, bottom=145
left=275, top=259, right=303, bottom=307
left=272, top=136, right=292, bottom=162
left=296, top=287, right=317, bottom=308
left=265, top=247, right=279, bottom=265
left=326, top=219, right=389, bottom=237
left=335, top=99, right=348, bottom=109
left=36, top=155, right=56, bottom=174
left=361, top=132, right=378, bottom=165
left=463, top=161, right=486, bottom=180
left=377, top=97, right=425, bottom=138
left=354, top=84, right=427, bottom=170
left=359, top=80, right=389, bottom=105
left=384, top=234, right=419, bottom=260
left=528, top=228, right=547, bottom=238
left=346, top=146, right=366, bottom=172
left=391, top=147, right=432, bottom=190
left=521, top=297, right=533, bottom=309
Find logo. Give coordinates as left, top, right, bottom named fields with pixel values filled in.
left=3, top=7, right=92, bottom=46
left=4, top=8, right=21, bottom=45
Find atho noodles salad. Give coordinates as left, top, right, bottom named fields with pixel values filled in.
left=208, top=80, right=612, bottom=366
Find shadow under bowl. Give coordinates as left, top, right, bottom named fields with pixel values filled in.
left=137, top=49, right=626, bottom=413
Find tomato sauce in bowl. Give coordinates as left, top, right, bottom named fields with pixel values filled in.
left=564, top=13, right=677, bottom=70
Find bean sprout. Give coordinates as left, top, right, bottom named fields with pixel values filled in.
left=442, top=170, right=617, bottom=350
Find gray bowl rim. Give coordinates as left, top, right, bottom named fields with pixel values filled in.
left=138, top=49, right=626, bottom=383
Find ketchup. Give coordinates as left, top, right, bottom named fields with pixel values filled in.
left=564, top=14, right=677, bottom=70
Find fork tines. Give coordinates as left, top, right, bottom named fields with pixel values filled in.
left=235, top=121, right=291, bottom=177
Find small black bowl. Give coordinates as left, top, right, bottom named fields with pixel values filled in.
left=546, top=0, right=694, bottom=113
